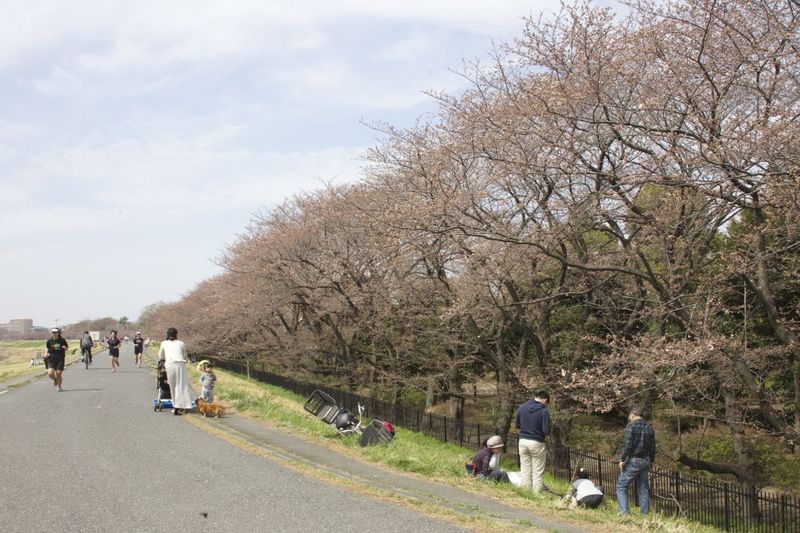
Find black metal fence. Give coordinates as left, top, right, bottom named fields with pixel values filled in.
left=210, top=358, right=799, bottom=533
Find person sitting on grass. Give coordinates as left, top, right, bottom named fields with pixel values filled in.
left=469, top=435, right=510, bottom=483
left=563, top=466, right=604, bottom=509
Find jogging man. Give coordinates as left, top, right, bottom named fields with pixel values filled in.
left=133, top=331, right=144, bottom=368
left=107, top=330, right=121, bottom=373
left=45, top=328, right=68, bottom=391
left=80, top=330, right=94, bottom=365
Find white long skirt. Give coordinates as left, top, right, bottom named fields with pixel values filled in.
left=166, top=362, right=195, bottom=409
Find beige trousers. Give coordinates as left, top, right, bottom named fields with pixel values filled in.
left=518, top=438, right=547, bottom=492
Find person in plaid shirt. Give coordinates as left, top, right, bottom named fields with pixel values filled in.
left=616, top=407, right=656, bottom=515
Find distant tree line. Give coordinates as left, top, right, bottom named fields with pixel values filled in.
left=59, top=317, right=133, bottom=339
left=140, top=0, right=800, bottom=492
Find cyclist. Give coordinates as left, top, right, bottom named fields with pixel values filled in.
left=80, top=330, right=94, bottom=365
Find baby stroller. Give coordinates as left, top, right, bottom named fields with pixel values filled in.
left=153, top=360, right=178, bottom=412
left=303, top=390, right=363, bottom=436
left=303, top=390, right=395, bottom=446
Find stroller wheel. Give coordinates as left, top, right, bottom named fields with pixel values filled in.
left=154, top=405, right=158, bottom=412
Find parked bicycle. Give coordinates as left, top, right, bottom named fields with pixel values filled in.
left=303, top=390, right=395, bottom=445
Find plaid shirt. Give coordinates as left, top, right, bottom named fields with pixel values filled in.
left=620, top=418, right=656, bottom=463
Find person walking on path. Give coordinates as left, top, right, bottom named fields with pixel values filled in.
left=45, top=328, right=68, bottom=391
left=158, top=327, right=195, bottom=415
left=616, top=407, right=656, bottom=515
left=515, top=390, right=551, bottom=493
left=80, top=331, right=94, bottom=365
left=132, top=331, right=144, bottom=368
left=107, top=330, right=121, bottom=372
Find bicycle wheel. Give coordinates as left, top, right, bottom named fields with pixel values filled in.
left=84, top=351, right=90, bottom=369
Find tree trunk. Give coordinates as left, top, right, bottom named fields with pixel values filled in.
left=425, top=378, right=436, bottom=411
left=495, top=363, right=517, bottom=441
left=725, top=390, right=762, bottom=522
left=748, top=204, right=800, bottom=452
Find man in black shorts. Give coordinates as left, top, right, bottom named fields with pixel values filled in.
left=133, top=331, right=144, bottom=368
left=45, top=328, right=68, bottom=391
left=108, top=330, right=121, bottom=373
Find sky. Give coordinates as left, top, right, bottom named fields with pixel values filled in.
left=1, top=0, right=619, bottom=328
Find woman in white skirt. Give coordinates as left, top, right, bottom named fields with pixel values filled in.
left=159, top=327, right=195, bottom=415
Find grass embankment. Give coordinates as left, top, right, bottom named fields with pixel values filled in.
left=185, top=363, right=719, bottom=533
left=0, top=340, right=82, bottom=383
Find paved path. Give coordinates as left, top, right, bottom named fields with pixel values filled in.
left=0, top=344, right=468, bottom=533
left=1, top=344, right=591, bottom=533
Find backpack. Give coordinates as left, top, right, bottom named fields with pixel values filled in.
left=81, top=335, right=93, bottom=348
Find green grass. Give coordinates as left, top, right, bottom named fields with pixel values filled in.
left=0, top=339, right=82, bottom=382
left=187, top=364, right=721, bottom=533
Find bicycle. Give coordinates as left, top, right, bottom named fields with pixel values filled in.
left=303, top=390, right=395, bottom=446
left=82, top=347, right=92, bottom=369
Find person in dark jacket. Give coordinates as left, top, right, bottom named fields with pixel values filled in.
left=470, top=435, right=509, bottom=482
left=616, top=407, right=656, bottom=515
left=515, top=390, right=551, bottom=492
left=80, top=331, right=94, bottom=365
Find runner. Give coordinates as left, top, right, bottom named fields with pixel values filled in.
left=45, top=328, right=68, bottom=391
left=133, top=331, right=144, bottom=368
left=107, top=330, right=121, bottom=373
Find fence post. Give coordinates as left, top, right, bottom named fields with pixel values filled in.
left=443, top=416, right=448, bottom=443
left=674, top=471, right=680, bottom=511
left=780, top=494, right=786, bottom=533
left=724, top=483, right=730, bottom=532
left=565, top=446, right=571, bottom=478
left=596, top=454, right=603, bottom=489
left=246, top=359, right=250, bottom=379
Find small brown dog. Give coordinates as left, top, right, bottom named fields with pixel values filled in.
left=195, top=397, right=224, bottom=418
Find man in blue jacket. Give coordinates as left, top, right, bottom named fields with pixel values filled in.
left=515, top=390, right=551, bottom=493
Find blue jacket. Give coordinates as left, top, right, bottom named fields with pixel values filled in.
left=516, top=399, right=550, bottom=442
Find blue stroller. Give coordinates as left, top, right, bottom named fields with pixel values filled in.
left=152, top=360, right=196, bottom=412
left=153, top=360, right=173, bottom=412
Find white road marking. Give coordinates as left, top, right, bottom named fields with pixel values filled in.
left=0, top=390, right=8, bottom=395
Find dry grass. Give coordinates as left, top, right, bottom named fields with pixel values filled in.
left=0, top=340, right=80, bottom=383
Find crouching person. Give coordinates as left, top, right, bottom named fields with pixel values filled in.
left=469, top=435, right=510, bottom=483
left=564, top=467, right=604, bottom=509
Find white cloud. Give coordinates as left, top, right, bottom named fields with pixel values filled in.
left=374, top=33, right=436, bottom=63
left=2, top=0, right=615, bottom=326
left=270, top=60, right=349, bottom=91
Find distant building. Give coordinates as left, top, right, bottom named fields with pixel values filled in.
left=9, top=319, right=33, bottom=335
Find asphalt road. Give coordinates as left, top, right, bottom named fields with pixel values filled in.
left=0, top=344, right=466, bottom=533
